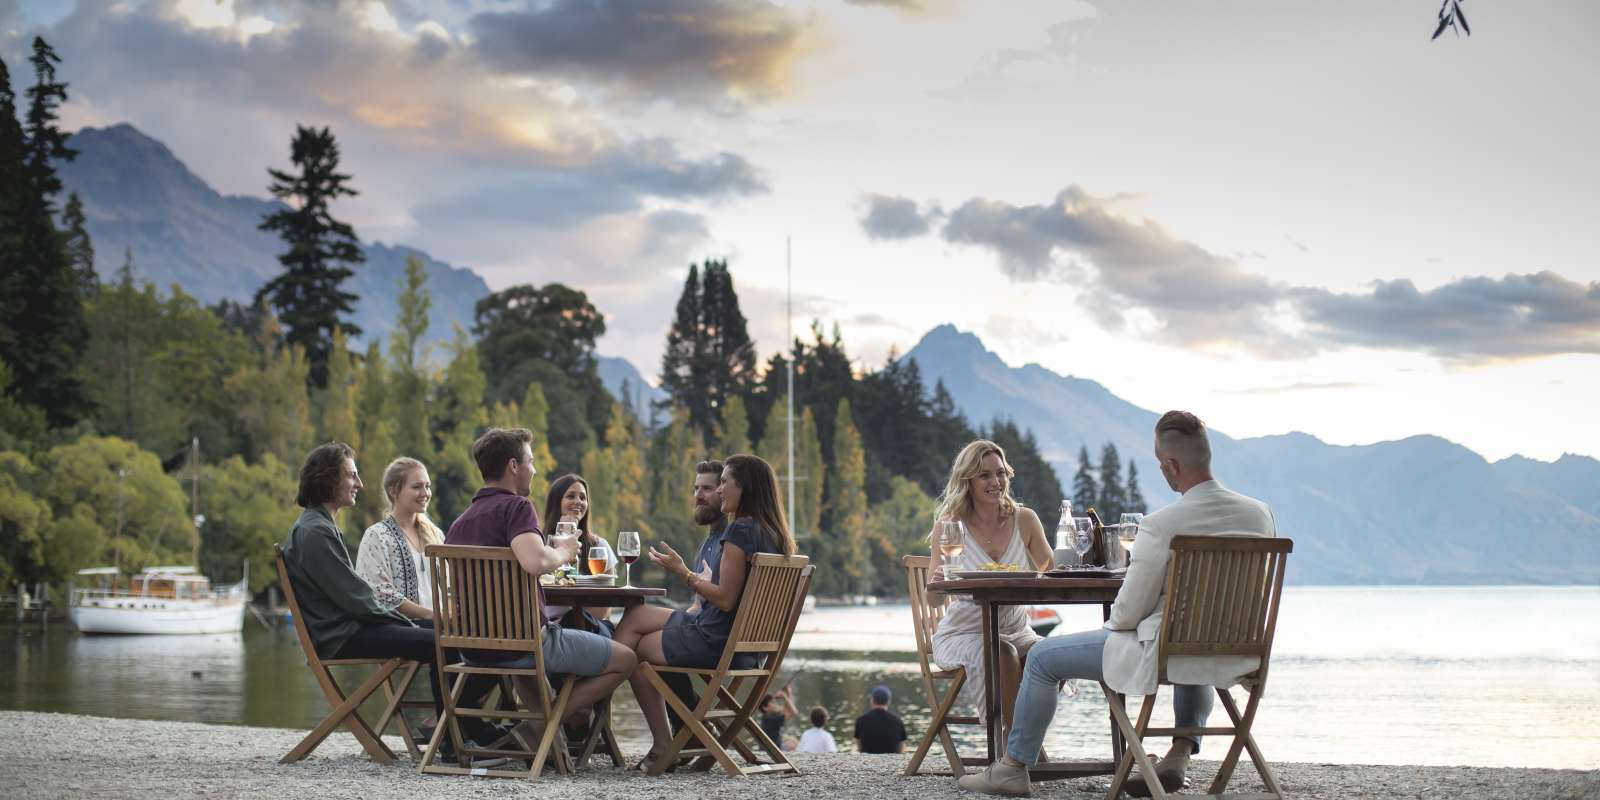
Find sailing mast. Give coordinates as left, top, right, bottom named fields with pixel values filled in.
left=189, top=437, right=202, bottom=568
left=786, top=237, right=795, bottom=533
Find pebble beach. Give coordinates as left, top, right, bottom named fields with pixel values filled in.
left=2, top=710, right=1595, bottom=800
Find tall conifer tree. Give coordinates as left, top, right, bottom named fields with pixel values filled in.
left=257, top=125, right=364, bottom=388
left=659, top=260, right=755, bottom=444
left=1072, top=444, right=1098, bottom=513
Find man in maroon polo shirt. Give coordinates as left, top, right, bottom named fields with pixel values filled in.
left=445, top=427, right=636, bottom=728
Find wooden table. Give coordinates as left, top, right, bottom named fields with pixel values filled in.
left=928, top=574, right=1124, bottom=780
left=542, top=584, right=665, bottom=607
left=538, top=584, right=665, bottom=767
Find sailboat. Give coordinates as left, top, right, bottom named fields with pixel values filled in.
left=67, top=438, right=247, bottom=635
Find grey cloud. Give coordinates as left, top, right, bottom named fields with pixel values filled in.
left=941, top=186, right=1290, bottom=351
left=859, top=193, right=934, bottom=240
left=468, top=0, right=806, bottom=106
left=1293, top=272, right=1600, bottom=361
left=917, top=183, right=1598, bottom=362
left=601, top=139, right=767, bottom=199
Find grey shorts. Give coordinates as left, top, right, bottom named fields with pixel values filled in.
left=540, top=623, right=613, bottom=676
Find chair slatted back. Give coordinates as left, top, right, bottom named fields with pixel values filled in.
left=426, top=544, right=544, bottom=659
left=902, top=555, right=946, bottom=660
left=718, top=552, right=812, bottom=668
left=274, top=544, right=324, bottom=666
left=1157, top=535, right=1293, bottom=683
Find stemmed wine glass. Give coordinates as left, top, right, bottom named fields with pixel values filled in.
left=554, top=520, right=580, bottom=571
left=617, top=531, right=641, bottom=588
left=937, top=519, right=967, bottom=580
left=1116, top=513, right=1144, bottom=567
left=1071, top=517, right=1095, bottom=568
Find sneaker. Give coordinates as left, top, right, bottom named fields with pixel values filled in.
left=956, top=761, right=1032, bottom=797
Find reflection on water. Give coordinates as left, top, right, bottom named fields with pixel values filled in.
left=4, top=586, right=1598, bottom=769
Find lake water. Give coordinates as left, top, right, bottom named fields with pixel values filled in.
left=3, top=586, right=1596, bottom=769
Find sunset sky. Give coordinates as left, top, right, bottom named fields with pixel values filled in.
left=3, top=0, right=1595, bottom=462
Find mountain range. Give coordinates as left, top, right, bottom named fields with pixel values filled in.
left=58, top=124, right=489, bottom=353
left=905, top=325, right=1599, bottom=585
left=60, top=124, right=1597, bottom=585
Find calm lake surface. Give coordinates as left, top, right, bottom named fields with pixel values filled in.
left=3, top=586, right=1596, bottom=769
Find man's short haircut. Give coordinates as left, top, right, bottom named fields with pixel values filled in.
left=1155, top=410, right=1211, bottom=465
left=809, top=705, right=828, bottom=728
left=472, top=427, right=533, bottom=481
left=696, top=459, right=724, bottom=476
left=297, top=441, right=354, bottom=508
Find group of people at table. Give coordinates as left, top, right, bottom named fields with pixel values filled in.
left=281, top=409, right=1276, bottom=797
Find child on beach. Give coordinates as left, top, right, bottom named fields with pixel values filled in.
left=795, top=706, right=838, bottom=753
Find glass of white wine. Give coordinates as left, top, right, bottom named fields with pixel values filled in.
left=1071, top=517, right=1095, bottom=567
left=938, top=519, right=967, bottom=580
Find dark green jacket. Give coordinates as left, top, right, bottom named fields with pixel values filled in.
left=282, top=505, right=412, bottom=659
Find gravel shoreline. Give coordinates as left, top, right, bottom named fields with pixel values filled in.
left=2, top=710, right=1595, bottom=799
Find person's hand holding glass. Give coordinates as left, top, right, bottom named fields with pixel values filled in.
left=552, top=520, right=580, bottom=570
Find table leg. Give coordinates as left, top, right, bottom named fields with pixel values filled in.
left=981, top=599, right=1002, bottom=762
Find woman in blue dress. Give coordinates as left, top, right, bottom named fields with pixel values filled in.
left=613, top=454, right=797, bottom=767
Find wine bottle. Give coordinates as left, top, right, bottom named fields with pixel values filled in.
left=1053, top=500, right=1077, bottom=568
left=1084, top=507, right=1107, bottom=567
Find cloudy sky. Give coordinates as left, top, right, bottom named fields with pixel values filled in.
left=4, top=0, right=1596, bottom=462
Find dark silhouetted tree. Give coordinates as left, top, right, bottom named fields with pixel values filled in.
left=1127, top=460, right=1148, bottom=514
left=1072, top=445, right=1097, bottom=513
left=1097, top=442, right=1127, bottom=520
left=256, top=124, right=364, bottom=388
left=659, top=260, right=756, bottom=444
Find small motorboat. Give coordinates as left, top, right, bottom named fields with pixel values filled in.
left=1027, top=606, right=1061, bottom=636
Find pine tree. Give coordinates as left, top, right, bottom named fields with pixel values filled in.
left=519, top=381, right=558, bottom=479
left=352, top=340, right=396, bottom=533
left=315, top=326, right=359, bottom=448
left=60, top=192, right=96, bottom=297
left=824, top=398, right=872, bottom=596
left=256, top=125, right=364, bottom=388
left=226, top=310, right=311, bottom=467
left=1072, top=444, right=1098, bottom=513
left=0, top=40, right=89, bottom=427
left=429, top=325, right=488, bottom=522
left=711, top=393, right=750, bottom=454
left=1097, top=442, right=1127, bottom=520
left=1126, top=461, right=1147, bottom=515
left=389, top=258, right=431, bottom=461
left=659, top=260, right=755, bottom=444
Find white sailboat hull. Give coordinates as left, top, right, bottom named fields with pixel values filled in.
left=70, top=596, right=246, bottom=635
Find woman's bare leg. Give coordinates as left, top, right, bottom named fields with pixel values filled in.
left=629, top=630, right=673, bottom=758
left=614, top=605, right=673, bottom=651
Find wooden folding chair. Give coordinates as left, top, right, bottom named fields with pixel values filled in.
left=902, top=554, right=985, bottom=776
left=1101, top=535, right=1293, bottom=800
left=418, top=544, right=573, bottom=780
left=639, top=552, right=814, bottom=778
left=273, top=545, right=427, bottom=764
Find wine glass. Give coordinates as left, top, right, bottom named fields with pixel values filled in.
left=1116, top=513, right=1143, bottom=567
left=587, top=546, right=609, bottom=579
left=1071, top=517, right=1095, bottom=567
left=937, top=520, right=967, bottom=580
left=617, top=531, right=641, bottom=588
left=553, top=520, right=580, bottom=572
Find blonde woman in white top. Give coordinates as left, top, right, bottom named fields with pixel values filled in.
left=356, top=457, right=444, bottom=621
left=928, top=439, right=1053, bottom=734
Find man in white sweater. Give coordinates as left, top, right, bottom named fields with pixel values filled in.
left=959, top=411, right=1276, bottom=797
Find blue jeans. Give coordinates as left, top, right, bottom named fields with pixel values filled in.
left=1005, top=628, right=1215, bottom=766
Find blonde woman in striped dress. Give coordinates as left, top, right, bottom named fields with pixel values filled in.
left=929, top=440, right=1053, bottom=734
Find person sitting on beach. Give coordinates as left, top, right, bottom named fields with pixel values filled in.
left=853, top=685, right=907, bottom=754
left=355, top=457, right=441, bottom=621
left=659, top=459, right=732, bottom=731
left=796, top=705, right=838, bottom=753
left=443, top=428, right=636, bottom=732
left=280, top=443, right=496, bottom=751
left=759, top=686, right=799, bottom=748
left=540, top=474, right=618, bottom=636
left=612, top=453, right=798, bottom=769
left=929, top=440, right=1054, bottom=735
left=958, top=411, right=1277, bottom=798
